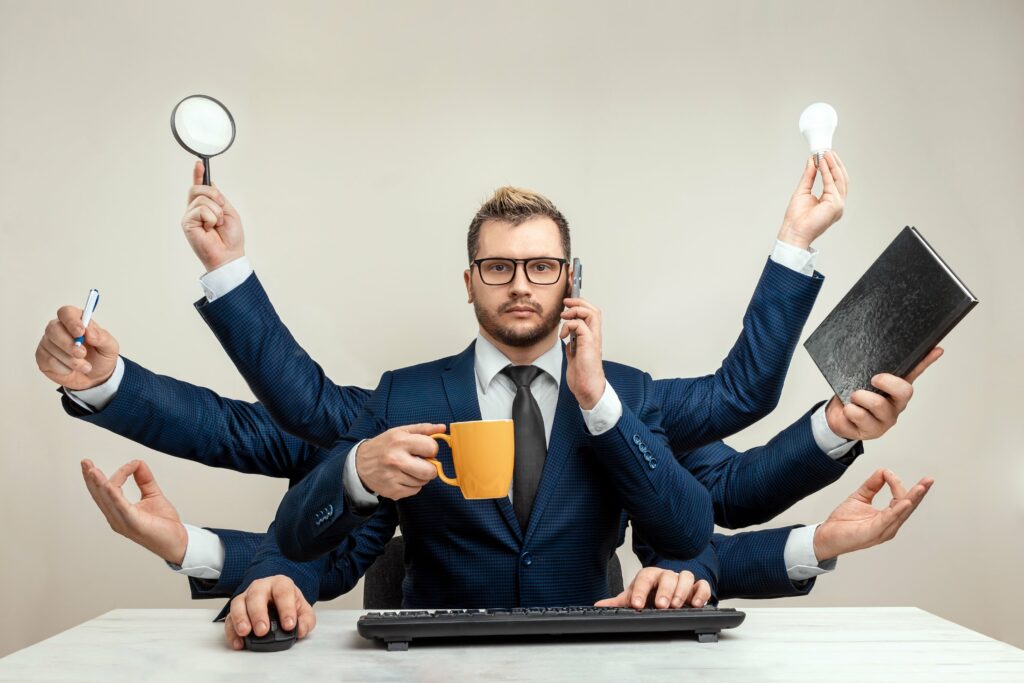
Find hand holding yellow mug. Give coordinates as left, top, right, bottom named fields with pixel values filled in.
left=428, top=420, right=515, bottom=499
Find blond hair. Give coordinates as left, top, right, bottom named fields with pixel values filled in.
left=467, top=186, right=571, bottom=263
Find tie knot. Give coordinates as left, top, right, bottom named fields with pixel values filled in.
left=501, top=364, right=543, bottom=388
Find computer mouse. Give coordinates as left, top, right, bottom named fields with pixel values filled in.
left=243, top=604, right=298, bottom=652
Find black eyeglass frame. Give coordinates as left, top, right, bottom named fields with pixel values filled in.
left=471, top=257, right=570, bottom=285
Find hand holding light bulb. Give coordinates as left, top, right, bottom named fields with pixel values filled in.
left=776, top=102, right=849, bottom=250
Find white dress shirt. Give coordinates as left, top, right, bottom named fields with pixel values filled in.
left=68, top=242, right=851, bottom=583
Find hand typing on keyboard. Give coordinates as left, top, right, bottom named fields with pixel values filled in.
left=594, top=568, right=711, bottom=610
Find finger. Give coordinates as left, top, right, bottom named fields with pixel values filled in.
left=818, top=150, right=837, bottom=197
left=629, top=570, right=659, bottom=610
left=271, top=580, right=298, bottom=633
left=403, top=433, right=442, bottom=460
left=187, top=184, right=226, bottom=206
left=108, top=459, right=142, bottom=488
left=594, top=590, right=629, bottom=608
left=654, top=571, right=679, bottom=609
left=842, top=402, right=883, bottom=434
left=904, top=347, right=944, bottom=384
left=193, top=160, right=204, bottom=187
left=40, top=347, right=76, bottom=377
left=393, top=471, right=435, bottom=489
left=882, top=469, right=908, bottom=500
left=869, top=375, right=913, bottom=412
left=189, top=195, right=225, bottom=224
left=56, top=306, right=86, bottom=340
left=691, top=580, right=712, bottom=608
left=902, top=477, right=934, bottom=506
left=41, top=336, right=90, bottom=372
left=296, top=590, right=316, bottom=638
left=669, top=571, right=694, bottom=609
left=198, top=206, right=218, bottom=230
left=245, top=585, right=272, bottom=637
left=45, top=317, right=82, bottom=354
left=560, top=305, right=595, bottom=322
left=131, top=460, right=163, bottom=498
left=558, top=319, right=592, bottom=342
left=224, top=614, right=244, bottom=650
left=852, top=469, right=888, bottom=504
left=81, top=462, right=120, bottom=526
left=824, top=150, right=846, bottom=197
left=401, top=423, right=448, bottom=437
left=561, top=298, right=599, bottom=314
left=229, top=596, right=252, bottom=637
left=832, top=151, right=850, bottom=193
left=794, top=155, right=817, bottom=195
left=849, top=389, right=895, bottom=422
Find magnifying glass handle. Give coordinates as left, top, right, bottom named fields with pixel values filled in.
left=201, top=157, right=211, bottom=186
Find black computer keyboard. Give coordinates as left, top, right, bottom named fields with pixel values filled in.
left=357, top=606, right=745, bottom=650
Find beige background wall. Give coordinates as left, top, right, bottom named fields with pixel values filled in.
left=1, top=0, right=1021, bottom=658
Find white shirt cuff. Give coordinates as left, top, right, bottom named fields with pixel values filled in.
left=64, top=355, right=126, bottom=412
left=784, top=523, right=837, bottom=582
left=580, top=381, right=623, bottom=435
left=770, top=239, right=818, bottom=276
left=199, top=255, right=253, bottom=302
left=810, top=403, right=858, bottom=459
left=343, top=440, right=380, bottom=508
left=165, top=523, right=225, bottom=580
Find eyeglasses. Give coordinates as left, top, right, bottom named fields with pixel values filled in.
left=472, top=257, right=568, bottom=285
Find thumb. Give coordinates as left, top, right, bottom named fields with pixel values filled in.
left=84, top=320, right=118, bottom=356
left=193, top=160, right=204, bottom=186
left=794, top=155, right=817, bottom=195
left=401, top=423, right=447, bottom=436
left=594, top=591, right=628, bottom=608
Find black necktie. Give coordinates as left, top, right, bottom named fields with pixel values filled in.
left=501, top=364, right=546, bottom=531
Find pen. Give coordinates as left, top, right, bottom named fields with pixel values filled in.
left=75, top=289, right=100, bottom=346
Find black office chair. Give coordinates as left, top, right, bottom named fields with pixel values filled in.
left=362, top=536, right=625, bottom=609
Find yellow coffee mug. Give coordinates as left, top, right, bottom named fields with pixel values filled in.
left=428, top=420, right=515, bottom=499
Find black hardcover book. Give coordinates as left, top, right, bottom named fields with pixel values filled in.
left=804, top=226, right=978, bottom=403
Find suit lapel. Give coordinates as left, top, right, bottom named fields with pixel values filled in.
left=441, top=340, right=523, bottom=543
left=523, top=347, right=582, bottom=546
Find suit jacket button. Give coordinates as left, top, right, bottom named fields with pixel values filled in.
left=632, top=434, right=642, bottom=445
left=521, top=552, right=533, bottom=567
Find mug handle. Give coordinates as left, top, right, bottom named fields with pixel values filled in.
left=429, top=433, right=459, bottom=487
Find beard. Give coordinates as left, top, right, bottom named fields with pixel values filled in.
left=474, top=295, right=564, bottom=348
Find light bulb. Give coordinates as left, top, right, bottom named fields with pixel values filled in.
left=799, top=102, right=837, bottom=166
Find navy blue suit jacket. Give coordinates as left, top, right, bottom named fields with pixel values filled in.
left=60, top=358, right=856, bottom=606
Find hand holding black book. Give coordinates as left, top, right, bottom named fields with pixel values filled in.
left=804, top=227, right=978, bottom=403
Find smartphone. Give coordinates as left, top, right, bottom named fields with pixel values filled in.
left=570, top=257, right=582, bottom=354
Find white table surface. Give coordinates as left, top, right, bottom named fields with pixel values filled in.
left=1, top=607, right=1022, bottom=682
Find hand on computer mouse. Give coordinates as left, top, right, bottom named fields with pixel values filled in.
left=224, top=575, right=316, bottom=651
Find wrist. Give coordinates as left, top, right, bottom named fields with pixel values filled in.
left=813, top=522, right=839, bottom=563
left=776, top=225, right=813, bottom=251
left=202, top=250, right=245, bottom=274
left=575, top=376, right=605, bottom=411
left=151, top=522, right=188, bottom=565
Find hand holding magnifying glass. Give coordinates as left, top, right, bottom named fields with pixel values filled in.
left=172, top=95, right=244, bottom=271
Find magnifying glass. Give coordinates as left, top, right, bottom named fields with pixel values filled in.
left=170, top=94, right=236, bottom=186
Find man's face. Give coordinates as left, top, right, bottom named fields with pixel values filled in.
left=465, top=216, right=569, bottom=348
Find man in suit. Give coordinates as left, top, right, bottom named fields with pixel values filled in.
left=37, top=150, right=937, bottom=647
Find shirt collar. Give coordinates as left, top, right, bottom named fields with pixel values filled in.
left=474, top=333, right=562, bottom=394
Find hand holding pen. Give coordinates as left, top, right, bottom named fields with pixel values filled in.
left=35, top=290, right=121, bottom=391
